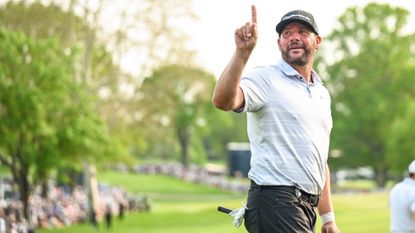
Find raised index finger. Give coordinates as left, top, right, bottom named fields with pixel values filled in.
left=251, top=5, right=257, bottom=24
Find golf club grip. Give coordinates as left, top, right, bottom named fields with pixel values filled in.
left=217, top=206, right=232, bottom=214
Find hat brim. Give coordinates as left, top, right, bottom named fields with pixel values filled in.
left=276, top=19, right=318, bottom=35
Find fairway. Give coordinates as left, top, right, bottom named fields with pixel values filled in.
left=38, top=171, right=391, bottom=233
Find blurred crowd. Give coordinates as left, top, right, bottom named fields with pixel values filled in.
left=0, top=181, right=150, bottom=233
left=134, top=163, right=249, bottom=193
left=0, top=162, right=243, bottom=233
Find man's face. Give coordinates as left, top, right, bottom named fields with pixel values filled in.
left=278, top=22, right=321, bottom=66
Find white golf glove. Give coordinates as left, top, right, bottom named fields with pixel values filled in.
left=229, top=203, right=247, bottom=228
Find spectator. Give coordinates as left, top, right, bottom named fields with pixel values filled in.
left=104, top=204, right=112, bottom=229
left=90, top=209, right=98, bottom=229
left=389, top=160, right=415, bottom=232
left=0, top=208, right=6, bottom=233
left=118, top=203, right=125, bottom=221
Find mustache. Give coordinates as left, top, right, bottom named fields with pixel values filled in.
left=287, top=43, right=304, bottom=50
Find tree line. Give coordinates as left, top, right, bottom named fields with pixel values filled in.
left=0, top=0, right=415, bottom=221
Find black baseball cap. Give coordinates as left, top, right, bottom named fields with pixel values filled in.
left=276, top=10, right=319, bottom=35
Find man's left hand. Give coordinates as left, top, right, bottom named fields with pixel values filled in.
left=321, top=221, right=341, bottom=233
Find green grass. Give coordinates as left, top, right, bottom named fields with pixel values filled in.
left=330, top=192, right=389, bottom=232
left=38, top=171, right=391, bottom=233
left=99, top=171, right=232, bottom=194
left=333, top=179, right=377, bottom=192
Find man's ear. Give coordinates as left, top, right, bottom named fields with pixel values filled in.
left=315, top=35, right=322, bottom=50
left=277, top=37, right=282, bottom=51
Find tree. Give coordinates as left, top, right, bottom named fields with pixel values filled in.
left=0, top=0, right=245, bottom=169
left=324, top=3, right=415, bottom=187
left=137, top=65, right=239, bottom=167
left=0, top=27, right=111, bottom=219
left=0, top=1, right=133, bottom=192
left=0, top=0, right=202, bottom=161
left=200, top=98, right=248, bottom=161
left=138, top=65, right=213, bottom=167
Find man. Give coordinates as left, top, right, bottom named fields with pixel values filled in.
left=0, top=207, right=5, bottom=233
left=389, top=160, right=415, bottom=233
left=212, top=6, right=341, bottom=233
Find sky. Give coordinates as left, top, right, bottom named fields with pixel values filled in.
left=186, top=0, right=415, bottom=78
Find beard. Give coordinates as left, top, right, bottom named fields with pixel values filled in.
left=281, top=46, right=312, bottom=66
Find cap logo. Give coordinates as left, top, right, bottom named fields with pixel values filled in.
left=276, top=10, right=318, bottom=35
left=282, top=14, right=311, bottom=22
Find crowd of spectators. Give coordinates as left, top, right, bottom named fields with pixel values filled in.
left=0, top=181, right=150, bottom=233
left=134, top=163, right=249, bottom=193
left=0, top=162, right=238, bottom=232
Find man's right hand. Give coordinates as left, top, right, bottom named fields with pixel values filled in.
left=212, top=5, right=257, bottom=111
left=234, top=5, right=258, bottom=53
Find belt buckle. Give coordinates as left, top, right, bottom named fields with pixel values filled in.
left=295, top=188, right=302, bottom=198
left=310, top=195, right=319, bottom=207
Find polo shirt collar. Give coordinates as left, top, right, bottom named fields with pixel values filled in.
left=277, top=60, right=323, bottom=84
left=403, top=177, right=415, bottom=185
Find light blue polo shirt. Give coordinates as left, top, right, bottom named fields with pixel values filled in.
left=389, top=177, right=415, bottom=233
left=238, top=60, right=333, bottom=195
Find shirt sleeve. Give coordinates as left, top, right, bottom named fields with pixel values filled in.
left=410, top=200, right=415, bottom=212
left=235, top=69, right=269, bottom=113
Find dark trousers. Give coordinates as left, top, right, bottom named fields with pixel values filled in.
left=244, top=183, right=317, bottom=233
